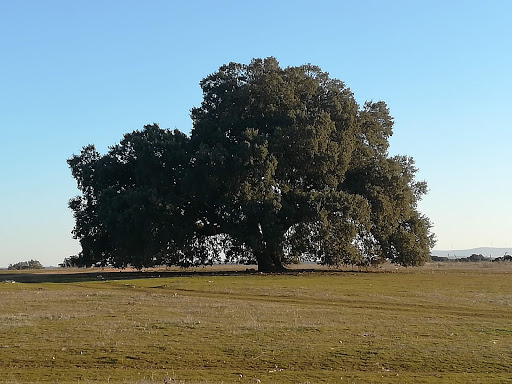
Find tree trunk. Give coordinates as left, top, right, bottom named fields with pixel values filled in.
left=254, top=246, right=287, bottom=272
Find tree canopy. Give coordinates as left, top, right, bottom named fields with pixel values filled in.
left=8, top=260, right=44, bottom=270
left=68, top=57, right=435, bottom=271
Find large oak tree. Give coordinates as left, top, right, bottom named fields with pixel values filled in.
left=68, top=58, right=435, bottom=271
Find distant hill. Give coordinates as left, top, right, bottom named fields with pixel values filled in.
left=432, top=247, right=511, bottom=258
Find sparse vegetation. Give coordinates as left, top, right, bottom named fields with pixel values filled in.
left=430, top=253, right=512, bottom=263
left=493, top=254, right=512, bottom=262
left=1, top=263, right=512, bottom=383
left=59, top=255, right=82, bottom=268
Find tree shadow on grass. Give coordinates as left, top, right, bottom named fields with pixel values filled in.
left=0, top=267, right=335, bottom=284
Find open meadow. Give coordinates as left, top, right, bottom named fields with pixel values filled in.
left=1, top=263, right=512, bottom=383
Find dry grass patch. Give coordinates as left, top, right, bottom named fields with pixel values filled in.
left=1, top=264, right=512, bottom=383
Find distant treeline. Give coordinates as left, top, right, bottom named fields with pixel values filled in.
left=8, top=259, right=44, bottom=270
left=430, top=254, right=512, bottom=262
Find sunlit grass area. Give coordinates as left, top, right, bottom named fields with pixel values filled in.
left=1, top=263, right=512, bottom=383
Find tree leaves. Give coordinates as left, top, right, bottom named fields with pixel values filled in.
left=68, top=57, right=435, bottom=270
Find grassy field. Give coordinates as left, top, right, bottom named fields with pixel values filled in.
left=1, top=263, right=512, bottom=383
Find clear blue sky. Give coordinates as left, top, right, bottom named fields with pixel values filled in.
left=1, top=0, right=511, bottom=267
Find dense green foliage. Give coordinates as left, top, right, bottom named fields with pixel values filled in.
left=8, top=259, right=44, bottom=270
left=68, top=57, right=435, bottom=271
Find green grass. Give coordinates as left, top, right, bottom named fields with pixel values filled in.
left=1, top=263, right=512, bottom=383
